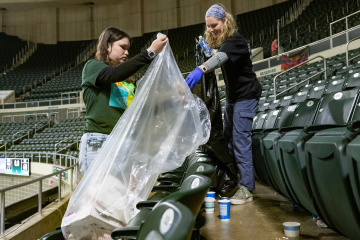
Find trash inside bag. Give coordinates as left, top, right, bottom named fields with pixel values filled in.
left=61, top=33, right=211, bottom=240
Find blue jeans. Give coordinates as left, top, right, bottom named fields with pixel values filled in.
left=223, top=99, right=258, bottom=191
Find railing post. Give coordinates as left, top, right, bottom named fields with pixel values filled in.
left=346, top=17, right=349, bottom=43
left=38, top=180, right=42, bottom=214
left=75, top=164, right=79, bottom=184
left=0, top=192, right=5, bottom=236
left=58, top=173, right=61, bottom=202
left=70, top=168, right=73, bottom=191
left=330, top=23, right=333, bottom=48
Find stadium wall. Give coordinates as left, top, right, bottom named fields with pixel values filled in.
left=0, top=0, right=287, bottom=44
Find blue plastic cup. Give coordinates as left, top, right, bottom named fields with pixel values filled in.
left=206, top=191, right=215, bottom=199
left=218, top=199, right=231, bottom=220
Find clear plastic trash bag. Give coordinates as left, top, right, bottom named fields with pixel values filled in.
left=61, top=33, right=211, bottom=240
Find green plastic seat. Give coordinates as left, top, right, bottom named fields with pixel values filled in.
left=324, top=78, right=345, bottom=94
left=305, top=128, right=360, bottom=239
left=153, top=163, right=215, bottom=194
left=303, top=90, right=360, bottom=239
left=347, top=133, right=360, bottom=215
left=135, top=202, right=194, bottom=240
left=261, top=105, right=299, bottom=199
left=252, top=110, right=281, bottom=189
left=112, top=175, right=211, bottom=240
left=278, top=89, right=358, bottom=228
left=38, top=229, right=64, bottom=240
left=344, top=69, right=360, bottom=89
left=277, top=99, right=321, bottom=215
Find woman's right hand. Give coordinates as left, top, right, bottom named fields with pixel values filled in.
left=149, top=35, right=168, bottom=55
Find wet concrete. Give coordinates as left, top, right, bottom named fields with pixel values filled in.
left=199, top=181, right=348, bottom=240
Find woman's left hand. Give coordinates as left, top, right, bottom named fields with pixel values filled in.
left=185, top=67, right=203, bottom=89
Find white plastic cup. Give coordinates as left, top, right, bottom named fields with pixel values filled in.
left=283, top=222, right=300, bottom=237
left=204, top=197, right=216, bottom=213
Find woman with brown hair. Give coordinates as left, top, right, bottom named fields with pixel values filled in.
left=79, top=27, right=167, bottom=175
left=186, top=3, right=262, bottom=204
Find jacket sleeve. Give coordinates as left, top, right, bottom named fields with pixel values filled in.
left=96, top=51, right=153, bottom=85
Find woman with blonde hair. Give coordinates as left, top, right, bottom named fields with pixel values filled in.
left=185, top=3, right=262, bottom=204
left=79, top=27, right=167, bottom=175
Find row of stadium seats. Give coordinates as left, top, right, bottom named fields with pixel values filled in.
left=0, top=117, right=85, bottom=164
left=257, top=50, right=360, bottom=110
left=24, top=63, right=84, bottom=102
left=0, top=32, right=27, bottom=70
left=39, top=150, right=215, bottom=240
left=264, top=0, right=360, bottom=57
left=0, top=120, right=51, bottom=150
left=251, top=88, right=360, bottom=239
left=0, top=41, right=90, bottom=97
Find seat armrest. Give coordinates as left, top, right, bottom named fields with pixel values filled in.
left=347, top=120, right=360, bottom=132
left=303, top=124, right=344, bottom=134
left=111, top=226, right=140, bottom=240
left=136, top=200, right=158, bottom=210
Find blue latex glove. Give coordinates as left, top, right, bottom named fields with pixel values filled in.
left=186, top=67, right=203, bottom=89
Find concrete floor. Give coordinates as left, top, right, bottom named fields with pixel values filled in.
left=199, top=181, right=348, bottom=240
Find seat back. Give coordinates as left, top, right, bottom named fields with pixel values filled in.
left=38, top=229, right=64, bottom=240
left=307, top=85, right=326, bottom=99
left=183, top=162, right=216, bottom=180
left=136, top=202, right=193, bottom=240
left=325, top=79, right=345, bottom=94
left=262, top=109, right=281, bottom=129
left=345, top=70, right=360, bottom=89
left=279, top=95, right=294, bottom=107
left=252, top=112, right=268, bottom=130
left=292, top=91, right=308, bottom=103
left=158, top=175, right=211, bottom=216
left=289, top=99, right=321, bottom=127
left=274, top=105, right=298, bottom=129
left=313, top=89, right=359, bottom=126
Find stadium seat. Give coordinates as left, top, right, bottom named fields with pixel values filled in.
left=261, top=105, right=298, bottom=198
left=277, top=100, right=322, bottom=214
left=135, top=202, right=194, bottom=240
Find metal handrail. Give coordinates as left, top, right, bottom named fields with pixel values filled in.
left=273, top=55, right=327, bottom=100
left=0, top=96, right=80, bottom=109
left=60, top=92, right=80, bottom=99
left=55, top=135, right=77, bottom=153
left=253, top=24, right=360, bottom=68
left=330, top=9, right=360, bottom=48
left=35, top=122, right=47, bottom=134
left=346, top=36, right=360, bottom=66
left=0, top=161, right=79, bottom=236
left=2, top=151, right=77, bottom=168
left=12, top=130, right=29, bottom=145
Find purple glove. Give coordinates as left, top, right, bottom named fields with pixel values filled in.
left=185, top=67, right=203, bottom=89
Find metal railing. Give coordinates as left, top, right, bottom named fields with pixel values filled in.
left=12, top=130, right=30, bottom=145
left=1, top=152, right=77, bottom=168
left=0, top=96, right=80, bottom=109
left=346, top=36, right=360, bottom=66
left=60, top=92, right=80, bottom=99
left=253, top=24, right=360, bottom=71
left=35, top=122, right=51, bottom=134
left=0, top=157, right=78, bottom=236
left=273, top=55, right=327, bottom=100
left=330, top=9, right=360, bottom=48
left=66, top=107, right=85, bottom=118
left=55, top=135, right=79, bottom=153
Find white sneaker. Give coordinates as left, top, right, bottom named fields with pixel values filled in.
left=230, top=186, right=253, bottom=205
